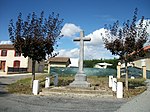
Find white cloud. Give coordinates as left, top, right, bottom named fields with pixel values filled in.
left=84, top=45, right=116, bottom=59
left=61, top=23, right=82, bottom=37
left=85, top=28, right=107, bottom=46
left=0, top=40, right=12, bottom=44
left=58, top=28, right=117, bottom=59
left=58, top=48, right=79, bottom=58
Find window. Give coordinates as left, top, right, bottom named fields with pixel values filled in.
left=1, top=50, right=7, bottom=56
left=13, top=60, right=20, bottom=68
left=14, top=51, right=21, bottom=57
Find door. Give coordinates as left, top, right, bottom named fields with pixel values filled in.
left=1, top=61, right=6, bottom=72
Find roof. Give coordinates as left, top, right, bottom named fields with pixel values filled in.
left=130, top=45, right=150, bottom=56
left=143, top=45, right=150, bottom=51
left=48, top=57, right=71, bottom=64
left=0, top=44, right=14, bottom=50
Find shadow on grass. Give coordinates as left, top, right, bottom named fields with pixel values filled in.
left=0, top=82, right=11, bottom=97
left=0, top=91, right=10, bottom=97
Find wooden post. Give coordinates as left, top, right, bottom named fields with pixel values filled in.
left=142, top=60, right=146, bottom=79
left=117, top=62, right=121, bottom=79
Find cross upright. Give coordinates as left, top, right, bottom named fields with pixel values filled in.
left=74, top=31, right=91, bottom=73
left=70, top=30, right=91, bottom=88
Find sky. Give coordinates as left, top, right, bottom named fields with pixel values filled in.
left=0, top=0, right=150, bottom=59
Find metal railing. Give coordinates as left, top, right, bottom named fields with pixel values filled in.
left=8, top=67, right=28, bottom=73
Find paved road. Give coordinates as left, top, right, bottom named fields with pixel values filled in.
left=116, top=79, right=150, bottom=112
left=0, top=75, right=127, bottom=112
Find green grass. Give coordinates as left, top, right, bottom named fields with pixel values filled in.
left=6, top=75, right=147, bottom=98
left=7, top=77, right=32, bottom=94
left=117, top=78, right=147, bottom=98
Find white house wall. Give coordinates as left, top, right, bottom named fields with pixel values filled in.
left=0, top=49, right=29, bottom=72
left=50, top=64, right=67, bottom=67
left=133, top=58, right=150, bottom=70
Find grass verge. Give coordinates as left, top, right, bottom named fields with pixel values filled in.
left=118, top=78, right=147, bottom=98
left=7, top=75, right=147, bottom=98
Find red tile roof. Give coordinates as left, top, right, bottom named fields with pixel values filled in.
left=0, top=44, right=14, bottom=50
left=144, top=45, right=150, bottom=51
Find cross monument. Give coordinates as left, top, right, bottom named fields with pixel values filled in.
left=70, top=31, right=91, bottom=87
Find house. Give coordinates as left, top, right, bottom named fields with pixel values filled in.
left=0, top=44, right=44, bottom=74
left=94, top=62, right=112, bottom=69
left=132, top=45, right=150, bottom=70
left=48, top=57, right=71, bottom=74
left=48, top=57, right=71, bottom=67
left=120, top=45, right=150, bottom=70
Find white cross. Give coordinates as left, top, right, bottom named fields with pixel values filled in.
left=74, top=31, right=91, bottom=73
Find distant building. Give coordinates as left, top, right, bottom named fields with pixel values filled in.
left=69, top=58, right=79, bottom=67
left=0, top=44, right=44, bottom=74
left=48, top=57, right=71, bottom=74
left=120, top=45, right=150, bottom=70
left=132, top=45, right=150, bottom=70
left=48, top=57, right=71, bottom=67
left=94, top=62, right=112, bottom=69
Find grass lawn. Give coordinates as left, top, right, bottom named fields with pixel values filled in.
left=7, top=74, right=147, bottom=98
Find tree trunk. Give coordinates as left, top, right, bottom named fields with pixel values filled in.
left=31, top=60, right=36, bottom=88
left=125, top=60, right=128, bottom=91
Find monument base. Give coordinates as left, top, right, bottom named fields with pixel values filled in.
left=69, top=73, right=91, bottom=88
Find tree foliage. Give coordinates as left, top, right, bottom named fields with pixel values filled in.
left=102, top=8, right=149, bottom=90
left=8, top=12, right=63, bottom=61
left=8, top=11, right=63, bottom=84
left=103, top=8, right=149, bottom=62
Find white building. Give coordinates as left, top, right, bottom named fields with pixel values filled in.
left=94, top=62, right=112, bottom=69
left=0, top=44, right=44, bottom=74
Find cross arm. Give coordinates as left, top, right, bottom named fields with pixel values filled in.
left=83, top=37, right=91, bottom=41
left=73, top=37, right=91, bottom=41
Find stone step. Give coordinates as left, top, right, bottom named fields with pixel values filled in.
left=39, top=86, right=114, bottom=98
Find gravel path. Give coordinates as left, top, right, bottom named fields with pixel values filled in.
left=0, top=74, right=127, bottom=112
left=116, top=79, right=150, bottom=112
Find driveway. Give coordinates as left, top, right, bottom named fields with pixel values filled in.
left=0, top=74, right=127, bottom=112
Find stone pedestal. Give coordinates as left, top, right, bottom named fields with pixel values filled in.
left=54, top=74, right=58, bottom=86
left=109, top=75, right=113, bottom=88
left=45, top=77, right=50, bottom=88
left=70, top=72, right=91, bottom=88
left=32, top=80, right=39, bottom=95
left=117, top=82, right=123, bottom=98
left=112, top=78, right=117, bottom=92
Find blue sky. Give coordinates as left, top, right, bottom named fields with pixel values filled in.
left=0, top=0, right=150, bottom=59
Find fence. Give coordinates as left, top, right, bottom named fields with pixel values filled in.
left=50, top=67, right=117, bottom=76
left=50, top=67, right=150, bottom=78
left=8, top=67, right=28, bottom=73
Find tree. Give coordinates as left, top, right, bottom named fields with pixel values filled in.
left=102, top=8, right=149, bottom=90
left=8, top=11, right=63, bottom=86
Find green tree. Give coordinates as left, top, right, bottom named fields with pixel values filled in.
left=8, top=11, right=63, bottom=86
left=103, top=8, right=149, bottom=90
